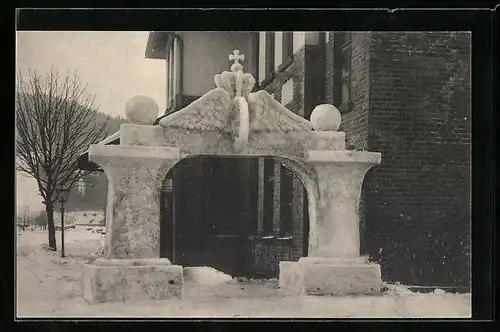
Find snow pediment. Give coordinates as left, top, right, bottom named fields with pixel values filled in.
left=158, top=50, right=313, bottom=153
left=157, top=87, right=316, bottom=155
left=158, top=88, right=313, bottom=137
left=117, top=50, right=345, bottom=158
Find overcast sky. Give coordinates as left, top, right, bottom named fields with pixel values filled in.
left=16, top=31, right=166, bottom=213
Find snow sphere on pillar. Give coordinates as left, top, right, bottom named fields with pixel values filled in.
left=310, top=104, right=342, bottom=131
left=125, top=95, right=160, bottom=125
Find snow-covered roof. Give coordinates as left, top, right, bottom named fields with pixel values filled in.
left=97, top=130, right=120, bottom=146
left=78, top=130, right=121, bottom=171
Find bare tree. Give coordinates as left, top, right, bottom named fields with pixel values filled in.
left=16, top=67, right=107, bottom=251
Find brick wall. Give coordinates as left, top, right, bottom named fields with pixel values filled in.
left=365, top=32, right=471, bottom=288
left=324, top=32, right=471, bottom=288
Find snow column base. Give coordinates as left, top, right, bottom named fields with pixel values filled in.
left=83, top=258, right=183, bottom=304
left=279, top=257, right=381, bottom=296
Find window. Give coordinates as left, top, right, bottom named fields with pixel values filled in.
left=282, top=32, right=293, bottom=61
left=293, top=32, right=305, bottom=53
left=274, top=31, right=293, bottom=70
left=280, top=165, right=294, bottom=237
left=256, top=158, right=297, bottom=239
left=172, top=38, right=180, bottom=99
left=274, top=32, right=283, bottom=71
left=265, top=32, right=275, bottom=78
left=333, top=32, right=352, bottom=111
left=258, top=32, right=267, bottom=83
left=258, top=31, right=295, bottom=85
left=262, top=158, right=275, bottom=235
left=167, top=41, right=174, bottom=104
left=166, top=36, right=182, bottom=110
left=325, top=31, right=332, bottom=43
left=165, top=56, right=169, bottom=107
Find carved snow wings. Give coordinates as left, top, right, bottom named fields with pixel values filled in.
left=158, top=88, right=313, bottom=135
left=247, top=90, right=313, bottom=133
left=158, top=88, right=233, bottom=133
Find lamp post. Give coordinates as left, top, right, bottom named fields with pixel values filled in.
left=58, top=187, right=70, bottom=258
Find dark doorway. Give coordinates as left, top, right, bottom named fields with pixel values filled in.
left=160, top=156, right=257, bottom=277
left=160, top=155, right=309, bottom=278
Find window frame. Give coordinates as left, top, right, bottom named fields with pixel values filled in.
left=262, top=157, right=275, bottom=236
left=333, top=32, right=353, bottom=113
left=279, top=165, right=294, bottom=238
left=281, top=32, right=293, bottom=68
left=258, top=32, right=267, bottom=84
left=164, top=34, right=184, bottom=113
left=167, top=40, right=174, bottom=107
left=265, top=32, right=275, bottom=78
left=257, top=31, right=297, bottom=89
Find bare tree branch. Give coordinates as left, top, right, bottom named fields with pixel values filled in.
left=16, top=66, right=108, bottom=249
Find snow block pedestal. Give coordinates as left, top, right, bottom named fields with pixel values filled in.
left=279, top=257, right=381, bottom=296
left=83, top=258, right=183, bottom=304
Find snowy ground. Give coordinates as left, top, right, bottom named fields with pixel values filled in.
left=16, top=228, right=471, bottom=318
left=52, top=210, right=105, bottom=227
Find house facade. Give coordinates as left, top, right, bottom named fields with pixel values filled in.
left=79, top=31, right=470, bottom=289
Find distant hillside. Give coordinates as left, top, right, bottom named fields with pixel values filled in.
left=94, top=112, right=128, bottom=137
left=16, top=93, right=128, bottom=139
left=65, top=112, right=127, bottom=212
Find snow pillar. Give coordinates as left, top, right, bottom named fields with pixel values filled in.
left=305, top=150, right=380, bottom=259
left=82, top=144, right=183, bottom=303
left=89, top=144, right=180, bottom=259
left=279, top=150, right=384, bottom=296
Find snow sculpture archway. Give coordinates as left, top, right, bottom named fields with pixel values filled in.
left=83, top=50, right=382, bottom=303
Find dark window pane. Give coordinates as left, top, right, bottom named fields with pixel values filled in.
left=168, top=42, right=174, bottom=102
left=263, top=157, right=275, bottom=234
left=280, top=165, right=294, bottom=236
left=265, top=32, right=275, bottom=77
left=333, top=32, right=352, bottom=108
left=282, top=32, right=293, bottom=59
left=248, top=158, right=259, bottom=234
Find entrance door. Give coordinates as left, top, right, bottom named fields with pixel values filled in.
left=160, top=156, right=257, bottom=278
left=202, top=157, right=255, bottom=277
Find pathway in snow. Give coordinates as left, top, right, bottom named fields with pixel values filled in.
left=16, top=228, right=471, bottom=318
